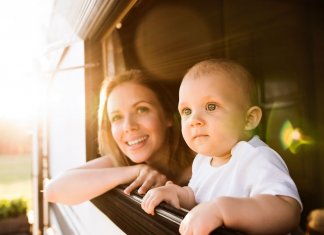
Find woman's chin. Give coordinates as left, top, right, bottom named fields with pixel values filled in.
left=128, top=154, right=149, bottom=164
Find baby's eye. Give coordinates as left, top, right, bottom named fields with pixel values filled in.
left=110, top=114, right=122, bottom=122
left=181, top=108, right=192, bottom=116
left=137, top=106, right=149, bottom=114
left=206, top=102, right=217, bottom=112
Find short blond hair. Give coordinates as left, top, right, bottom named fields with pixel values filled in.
left=184, top=58, right=260, bottom=106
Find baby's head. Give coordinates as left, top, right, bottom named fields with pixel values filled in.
left=184, top=58, right=260, bottom=107
left=178, top=59, right=262, bottom=157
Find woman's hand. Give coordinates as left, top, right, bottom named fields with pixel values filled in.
left=124, top=164, right=168, bottom=195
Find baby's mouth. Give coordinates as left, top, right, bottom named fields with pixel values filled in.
left=126, top=136, right=148, bottom=146
left=193, top=134, right=208, bottom=139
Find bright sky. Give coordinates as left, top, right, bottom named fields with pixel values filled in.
left=0, top=0, right=52, bottom=122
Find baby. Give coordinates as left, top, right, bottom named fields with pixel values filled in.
left=141, top=59, right=302, bottom=234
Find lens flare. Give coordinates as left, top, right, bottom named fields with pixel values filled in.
left=279, top=120, right=313, bottom=154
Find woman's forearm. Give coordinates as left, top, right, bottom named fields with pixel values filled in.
left=44, top=165, right=139, bottom=205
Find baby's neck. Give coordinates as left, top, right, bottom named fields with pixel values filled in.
left=210, top=152, right=231, bottom=167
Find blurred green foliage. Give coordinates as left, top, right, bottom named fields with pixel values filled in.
left=0, top=198, right=27, bottom=219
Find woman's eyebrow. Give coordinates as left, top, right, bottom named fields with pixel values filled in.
left=133, top=100, right=154, bottom=106
left=108, top=110, right=119, bottom=118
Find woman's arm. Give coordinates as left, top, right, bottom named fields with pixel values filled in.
left=45, top=157, right=136, bottom=204
left=44, top=157, right=168, bottom=205
left=180, top=195, right=301, bottom=235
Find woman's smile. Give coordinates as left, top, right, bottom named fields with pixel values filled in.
left=126, top=135, right=149, bottom=147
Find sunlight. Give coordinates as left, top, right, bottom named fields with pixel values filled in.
left=0, top=77, right=40, bottom=122
left=0, top=0, right=50, bottom=123
left=279, top=120, right=314, bottom=154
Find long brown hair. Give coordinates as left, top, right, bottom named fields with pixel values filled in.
left=98, top=69, right=193, bottom=178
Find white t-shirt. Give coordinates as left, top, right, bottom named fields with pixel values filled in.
left=188, top=136, right=302, bottom=208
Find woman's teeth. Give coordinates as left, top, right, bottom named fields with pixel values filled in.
left=127, top=136, right=148, bottom=146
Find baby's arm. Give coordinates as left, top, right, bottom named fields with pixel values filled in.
left=180, top=194, right=301, bottom=235
left=141, top=182, right=196, bottom=215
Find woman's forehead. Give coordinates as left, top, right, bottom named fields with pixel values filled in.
left=112, top=82, right=156, bottom=97
left=107, top=82, right=160, bottom=108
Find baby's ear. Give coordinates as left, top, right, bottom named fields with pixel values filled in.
left=245, top=106, right=262, bottom=131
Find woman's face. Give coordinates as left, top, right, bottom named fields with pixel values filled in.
left=107, top=82, right=172, bottom=164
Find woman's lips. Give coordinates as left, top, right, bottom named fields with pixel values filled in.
left=126, top=135, right=148, bottom=146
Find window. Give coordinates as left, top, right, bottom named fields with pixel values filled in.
left=84, top=0, right=324, bottom=231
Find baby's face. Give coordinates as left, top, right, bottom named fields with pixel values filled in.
left=178, top=72, right=250, bottom=158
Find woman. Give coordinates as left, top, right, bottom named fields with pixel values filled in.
left=45, top=70, right=193, bottom=205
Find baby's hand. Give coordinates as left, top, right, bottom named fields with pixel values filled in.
left=180, top=201, right=222, bottom=235
left=141, top=183, right=181, bottom=215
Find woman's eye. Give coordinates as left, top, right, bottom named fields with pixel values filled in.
left=181, top=108, right=192, bottom=116
left=137, top=106, right=149, bottom=114
left=206, top=103, right=217, bottom=112
left=110, top=114, right=122, bottom=122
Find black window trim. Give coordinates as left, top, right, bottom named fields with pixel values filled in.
left=91, top=186, right=243, bottom=235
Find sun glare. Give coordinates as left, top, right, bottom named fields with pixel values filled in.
left=0, top=78, right=40, bottom=122
left=279, top=120, right=313, bottom=154
left=0, top=0, right=49, bottom=123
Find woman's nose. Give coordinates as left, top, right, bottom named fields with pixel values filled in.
left=123, top=115, right=138, bottom=132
